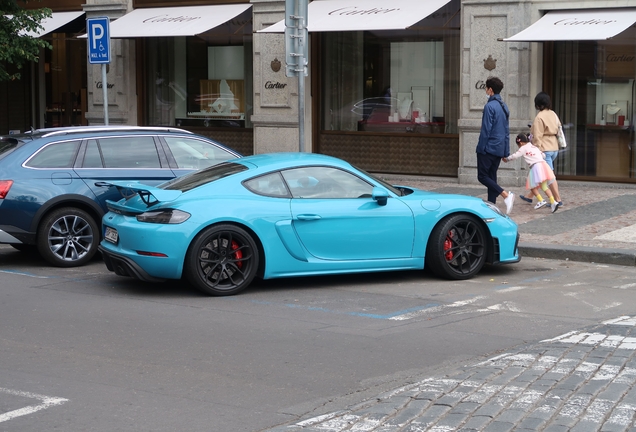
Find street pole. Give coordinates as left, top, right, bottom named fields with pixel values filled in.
left=102, top=64, right=109, bottom=125
left=285, top=0, right=308, bottom=152
left=297, top=20, right=305, bottom=152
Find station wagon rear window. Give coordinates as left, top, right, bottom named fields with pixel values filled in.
left=0, top=138, right=20, bottom=160
left=25, top=140, right=81, bottom=168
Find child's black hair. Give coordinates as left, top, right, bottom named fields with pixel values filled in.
left=515, top=133, right=530, bottom=144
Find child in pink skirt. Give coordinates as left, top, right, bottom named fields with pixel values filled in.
left=503, top=133, right=558, bottom=213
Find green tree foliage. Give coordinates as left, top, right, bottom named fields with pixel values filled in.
left=0, top=0, right=52, bottom=81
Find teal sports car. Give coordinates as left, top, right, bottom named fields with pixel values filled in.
left=98, top=153, right=520, bottom=296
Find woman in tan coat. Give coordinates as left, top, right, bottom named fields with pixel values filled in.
left=520, top=92, right=563, bottom=206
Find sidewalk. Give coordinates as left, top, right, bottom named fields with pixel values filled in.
left=386, top=176, right=636, bottom=267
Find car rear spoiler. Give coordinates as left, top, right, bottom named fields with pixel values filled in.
left=96, top=181, right=182, bottom=208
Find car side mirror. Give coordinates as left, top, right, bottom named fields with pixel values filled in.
left=372, top=187, right=389, bottom=206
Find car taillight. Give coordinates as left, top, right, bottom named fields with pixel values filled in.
left=0, top=180, right=13, bottom=199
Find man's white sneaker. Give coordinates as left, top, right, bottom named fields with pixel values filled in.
left=551, top=202, right=558, bottom=213
left=504, top=192, right=514, bottom=214
left=534, top=200, right=547, bottom=210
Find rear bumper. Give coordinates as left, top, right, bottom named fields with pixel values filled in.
left=99, top=245, right=166, bottom=283
left=0, top=226, right=35, bottom=244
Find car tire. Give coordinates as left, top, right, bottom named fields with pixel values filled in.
left=185, top=224, right=259, bottom=296
left=425, top=214, right=487, bottom=280
left=37, top=207, right=99, bottom=267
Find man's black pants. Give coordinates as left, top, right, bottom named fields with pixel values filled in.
left=477, top=152, right=504, bottom=204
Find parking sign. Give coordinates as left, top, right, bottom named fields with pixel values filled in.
left=87, top=17, right=110, bottom=64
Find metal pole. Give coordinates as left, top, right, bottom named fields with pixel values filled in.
left=298, top=46, right=305, bottom=151
left=102, top=64, right=109, bottom=125
left=297, top=13, right=305, bottom=152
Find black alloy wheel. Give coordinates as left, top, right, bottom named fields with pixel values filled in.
left=185, top=224, right=259, bottom=296
left=425, top=214, right=487, bottom=280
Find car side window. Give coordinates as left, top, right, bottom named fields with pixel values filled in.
left=82, top=139, right=103, bottom=168
left=243, top=172, right=290, bottom=198
left=25, top=140, right=80, bottom=168
left=164, top=137, right=237, bottom=170
left=98, top=136, right=161, bottom=168
left=281, top=166, right=374, bottom=199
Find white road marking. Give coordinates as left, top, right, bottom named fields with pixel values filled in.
left=563, top=292, right=622, bottom=312
left=613, top=283, right=636, bottom=289
left=496, top=285, right=527, bottom=293
left=542, top=332, right=636, bottom=350
left=388, top=296, right=487, bottom=321
left=0, top=388, right=68, bottom=423
left=604, top=316, right=636, bottom=326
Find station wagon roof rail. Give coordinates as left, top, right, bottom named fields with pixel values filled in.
left=38, top=126, right=194, bottom=138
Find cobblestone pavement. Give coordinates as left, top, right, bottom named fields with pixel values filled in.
left=267, top=317, right=636, bottom=432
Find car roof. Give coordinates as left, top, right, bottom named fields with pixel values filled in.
left=234, top=152, right=352, bottom=171
left=1, top=126, right=197, bottom=141
left=30, top=126, right=195, bottom=139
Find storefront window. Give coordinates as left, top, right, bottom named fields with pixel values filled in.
left=44, top=32, right=87, bottom=127
left=320, top=0, right=460, bottom=135
left=553, top=26, right=636, bottom=180
left=144, top=11, right=253, bottom=129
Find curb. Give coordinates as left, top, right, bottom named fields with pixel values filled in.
left=518, top=242, right=636, bottom=267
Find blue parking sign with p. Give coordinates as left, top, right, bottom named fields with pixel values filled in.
left=87, top=17, right=111, bottom=64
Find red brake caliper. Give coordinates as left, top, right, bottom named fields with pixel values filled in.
left=231, top=240, right=243, bottom=269
left=444, top=230, right=454, bottom=261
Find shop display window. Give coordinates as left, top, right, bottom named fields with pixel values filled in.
left=552, top=25, right=636, bottom=180
left=44, top=32, right=87, bottom=127
left=144, top=10, right=252, bottom=129
left=320, top=0, right=460, bottom=135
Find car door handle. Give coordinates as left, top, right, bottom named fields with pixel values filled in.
left=296, top=214, right=321, bottom=221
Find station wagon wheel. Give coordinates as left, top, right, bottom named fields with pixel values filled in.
left=425, top=214, right=487, bottom=280
left=37, top=207, right=99, bottom=267
left=185, top=224, right=259, bottom=296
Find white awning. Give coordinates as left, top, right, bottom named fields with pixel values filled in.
left=25, top=11, right=84, bottom=37
left=504, top=8, right=636, bottom=42
left=108, top=4, right=251, bottom=38
left=258, top=0, right=452, bottom=33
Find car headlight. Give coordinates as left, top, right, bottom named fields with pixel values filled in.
left=136, top=209, right=191, bottom=224
left=483, top=200, right=505, bottom=218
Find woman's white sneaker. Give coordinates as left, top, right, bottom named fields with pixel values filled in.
left=534, top=200, right=547, bottom=210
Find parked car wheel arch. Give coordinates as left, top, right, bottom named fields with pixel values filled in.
left=31, top=194, right=104, bottom=237
left=186, top=220, right=266, bottom=280
left=425, top=212, right=492, bottom=280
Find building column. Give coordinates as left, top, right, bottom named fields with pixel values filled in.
left=458, top=0, right=532, bottom=186
left=83, top=1, right=137, bottom=126
left=251, top=0, right=312, bottom=153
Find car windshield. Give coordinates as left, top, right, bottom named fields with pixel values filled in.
left=353, top=165, right=404, bottom=196
left=0, top=137, right=22, bottom=160
left=162, top=161, right=248, bottom=192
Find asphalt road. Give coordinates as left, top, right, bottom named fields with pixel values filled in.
left=1, top=245, right=635, bottom=431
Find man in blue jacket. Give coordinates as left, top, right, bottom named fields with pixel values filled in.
left=477, top=76, right=514, bottom=214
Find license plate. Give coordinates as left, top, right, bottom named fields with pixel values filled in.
left=104, top=226, right=119, bottom=244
